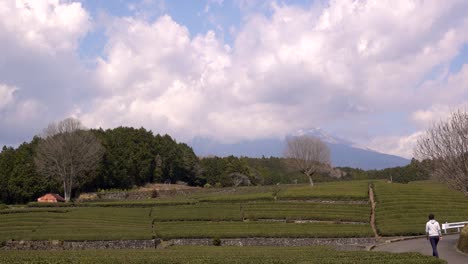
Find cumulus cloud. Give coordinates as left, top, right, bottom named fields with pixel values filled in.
left=2, top=0, right=468, bottom=158
left=0, top=84, right=17, bottom=110
left=411, top=105, right=453, bottom=128
left=79, top=0, right=468, bottom=147
left=0, top=0, right=92, bottom=145
left=364, top=131, right=425, bottom=159
left=5, top=0, right=90, bottom=52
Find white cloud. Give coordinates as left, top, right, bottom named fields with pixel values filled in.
left=75, top=0, right=468, bottom=149
left=2, top=0, right=468, bottom=158
left=410, top=64, right=468, bottom=127
left=0, top=0, right=92, bottom=145
left=364, top=131, right=425, bottom=159
left=128, top=0, right=167, bottom=21
left=411, top=105, right=453, bottom=128
left=0, top=84, right=17, bottom=110
left=3, top=0, right=90, bottom=52
left=83, top=15, right=234, bottom=139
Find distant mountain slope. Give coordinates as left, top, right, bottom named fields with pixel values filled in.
left=190, top=129, right=410, bottom=170
left=327, top=143, right=410, bottom=170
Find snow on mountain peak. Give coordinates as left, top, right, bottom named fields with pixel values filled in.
left=294, top=128, right=349, bottom=145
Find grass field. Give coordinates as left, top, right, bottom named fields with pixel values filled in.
left=374, top=181, right=468, bottom=236
left=0, top=246, right=446, bottom=264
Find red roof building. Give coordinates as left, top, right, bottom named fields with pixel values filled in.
left=37, top=193, right=65, bottom=203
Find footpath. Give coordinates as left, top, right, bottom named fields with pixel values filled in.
left=373, top=234, right=468, bottom=264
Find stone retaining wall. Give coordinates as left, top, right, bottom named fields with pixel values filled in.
left=170, top=237, right=376, bottom=247
left=1, top=239, right=160, bottom=250
left=1, top=237, right=375, bottom=250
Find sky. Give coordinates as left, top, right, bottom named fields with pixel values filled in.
left=1, top=0, right=468, bottom=159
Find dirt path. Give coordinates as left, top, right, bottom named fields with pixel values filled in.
left=368, top=184, right=379, bottom=238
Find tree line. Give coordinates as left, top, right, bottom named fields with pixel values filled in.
left=337, top=158, right=432, bottom=183
left=0, top=119, right=435, bottom=204
left=0, top=124, right=200, bottom=204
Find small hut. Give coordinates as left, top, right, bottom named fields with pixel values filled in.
left=37, top=193, right=65, bottom=203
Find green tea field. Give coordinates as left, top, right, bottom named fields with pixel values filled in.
left=2, top=179, right=468, bottom=264
left=0, top=181, right=373, bottom=241
left=374, top=181, right=468, bottom=236
left=0, top=246, right=445, bottom=264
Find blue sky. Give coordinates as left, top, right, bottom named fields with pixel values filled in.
left=1, top=0, right=468, bottom=158
left=77, top=0, right=317, bottom=58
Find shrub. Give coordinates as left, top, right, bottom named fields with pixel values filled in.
left=212, top=237, right=221, bottom=246
left=204, top=183, right=212, bottom=188
left=272, top=185, right=281, bottom=200
left=457, top=225, right=468, bottom=254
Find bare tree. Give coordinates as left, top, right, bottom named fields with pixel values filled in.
left=230, top=172, right=251, bottom=187
left=415, top=109, right=468, bottom=196
left=35, top=118, right=104, bottom=202
left=284, top=135, right=331, bottom=186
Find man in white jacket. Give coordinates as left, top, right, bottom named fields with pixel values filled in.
left=426, top=213, right=442, bottom=258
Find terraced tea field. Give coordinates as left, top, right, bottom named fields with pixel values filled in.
left=0, top=203, right=372, bottom=240
left=279, top=181, right=369, bottom=200
left=0, top=246, right=445, bottom=264
left=0, top=181, right=372, bottom=241
left=151, top=202, right=370, bottom=222
left=2, top=180, right=468, bottom=240
left=156, top=180, right=370, bottom=203
left=374, top=181, right=468, bottom=236
left=155, top=221, right=373, bottom=239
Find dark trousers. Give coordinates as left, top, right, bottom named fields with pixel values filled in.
left=429, top=236, right=440, bottom=258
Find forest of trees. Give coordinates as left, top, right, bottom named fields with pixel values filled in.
left=338, top=158, right=432, bottom=183
left=0, top=126, right=432, bottom=204
left=0, top=127, right=200, bottom=204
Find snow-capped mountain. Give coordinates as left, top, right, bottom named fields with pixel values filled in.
left=295, top=128, right=352, bottom=145
left=190, top=129, right=410, bottom=170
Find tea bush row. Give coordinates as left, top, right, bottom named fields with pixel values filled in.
left=154, top=221, right=374, bottom=239
left=151, top=202, right=370, bottom=223
left=374, top=181, right=468, bottom=236
left=0, top=246, right=445, bottom=264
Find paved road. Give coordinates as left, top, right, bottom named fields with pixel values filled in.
left=373, top=234, right=468, bottom=264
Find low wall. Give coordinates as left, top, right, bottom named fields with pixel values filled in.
left=2, top=237, right=375, bottom=250
left=170, top=237, right=376, bottom=247
left=1, top=239, right=159, bottom=250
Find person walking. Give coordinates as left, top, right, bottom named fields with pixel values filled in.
left=426, top=213, right=442, bottom=258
